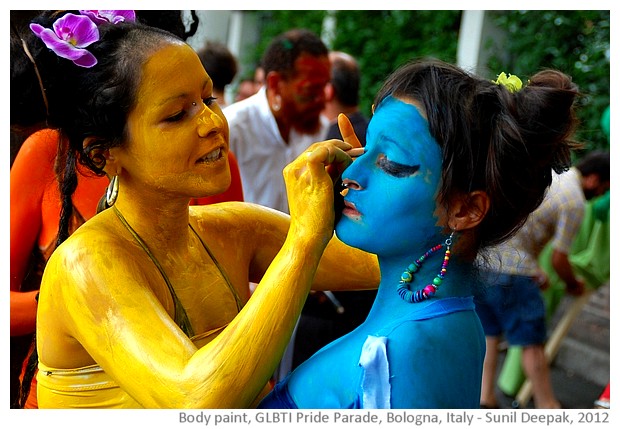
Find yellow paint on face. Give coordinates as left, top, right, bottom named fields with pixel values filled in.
left=118, top=42, right=231, bottom=200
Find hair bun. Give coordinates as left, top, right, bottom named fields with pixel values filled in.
left=515, top=69, right=580, bottom=173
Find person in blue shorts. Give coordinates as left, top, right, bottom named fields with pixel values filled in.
left=476, top=150, right=610, bottom=409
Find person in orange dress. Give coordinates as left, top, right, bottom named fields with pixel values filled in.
left=10, top=129, right=109, bottom=408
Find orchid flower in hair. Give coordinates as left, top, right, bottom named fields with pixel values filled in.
left=79, top=10, right=136, bottom=25
left=30, top=13, right=99, bottom=68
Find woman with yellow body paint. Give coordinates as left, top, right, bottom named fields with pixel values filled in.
left=19, top=11, right=378, bottom=408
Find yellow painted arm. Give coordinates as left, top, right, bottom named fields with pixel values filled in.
left=313, top=234, right=380, bottom=291
left=207, top=202, right=380, bottom=293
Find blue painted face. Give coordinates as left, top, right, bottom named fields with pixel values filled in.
left=335, top=96, right=444, bottom=257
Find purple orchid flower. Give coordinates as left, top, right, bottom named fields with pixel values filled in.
left=30, top=13, right=99, bottom=68
left=79, top=10, right=136, bottom=25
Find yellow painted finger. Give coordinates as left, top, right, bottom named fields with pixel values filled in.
left=307, top=145, right=351, bottom=171
left=338, top=113, right=362, bottom=149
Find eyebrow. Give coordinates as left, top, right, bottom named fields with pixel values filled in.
left=382, top=135, right=410, bottom=153
left=155, top=79, right=211, bottom=107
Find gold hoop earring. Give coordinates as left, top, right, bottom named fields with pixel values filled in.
left=106, top=175, right=119, bottom=207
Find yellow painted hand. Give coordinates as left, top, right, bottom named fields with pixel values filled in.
left=283, top=140, right=352, bottom=245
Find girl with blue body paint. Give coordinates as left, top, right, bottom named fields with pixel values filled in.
left=258, top=59, right=580, bottom=409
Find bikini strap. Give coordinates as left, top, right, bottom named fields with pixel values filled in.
left=189, top=223, right=243, bottom=312
left=113, top=206, right=195, bottom=337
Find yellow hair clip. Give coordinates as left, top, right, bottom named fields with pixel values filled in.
left=492, top=72, right=523, bottom=93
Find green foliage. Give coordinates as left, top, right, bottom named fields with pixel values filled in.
left=250, top=10, right=461, bottom=117
left=250, top=11, right=328, bottom=65
left=330, top=11, right=461, bottom=117
left=486, top=10, right=610, bottom=152
left=248, top=11, right=609, bottom=153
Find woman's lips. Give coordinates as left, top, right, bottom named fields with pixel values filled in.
left=342, top=200, right=361, bottom=218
